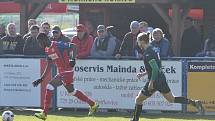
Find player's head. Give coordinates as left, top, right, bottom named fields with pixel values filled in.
left=137, top=32, right=150, bottom=49
left=37, top=32, right=50, bottom=48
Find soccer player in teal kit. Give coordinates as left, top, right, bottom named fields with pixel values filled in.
left=130, top=32, right=204, bottom=121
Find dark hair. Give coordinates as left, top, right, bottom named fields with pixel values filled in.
left=106, top=26, right=118, bottom=37
left=30, top=25, right=40, bottom=31
left=37, top=33, right=48, bottom=42
left=41, top=21, right=50, bottom=28
left=106, top=26, right=114, bottom=33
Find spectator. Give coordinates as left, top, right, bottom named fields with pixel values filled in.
left=151, top=28, right=174, bottom=57
left=23, top=19, right=37, bottom=40
left=28, top=19, right=37, bottom=30
left=115, top=21, right=140, bottom=58
left=71, top=24, right=94, bottom=59
left=1, top=23, right=24, bottom=54
left=84, top=19, right=97, bottom=39
left=196, top=26, right=215, bottom=57
left=41, top=21, right=51, bottom=37
left=90, top=25, right=116, bottom=58
left=181, top=17, right=202, bottom=57
left=50, top=25, right=70, bottom=43
left=106, top=26, right=121, bottom=56
left=23, top=25, right=44, bottom=55
left=139, top=21, right=148, bottom=33
left=0, top=41, right=2, bottom=55
left=0, top=24, right=6, bottom=38
left=0, top=24, right=6, bottom=54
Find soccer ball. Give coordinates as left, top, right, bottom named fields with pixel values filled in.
left=2, top=110, right=14, bottom=121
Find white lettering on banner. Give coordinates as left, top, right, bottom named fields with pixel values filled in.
left=57, top=60, right=182, bottom=111
left=189, top=64, right=215, bottom=71
left=0, top=59, right=41, bottom=107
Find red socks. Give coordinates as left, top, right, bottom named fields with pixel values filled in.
left=43, top=89, right=95, bottom=116
left=43, top=89, right=52, bottom=115
left=74, top=90, right=95, bottom=106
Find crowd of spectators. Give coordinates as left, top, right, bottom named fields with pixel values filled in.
left=0, top=17, right=213, bottom=58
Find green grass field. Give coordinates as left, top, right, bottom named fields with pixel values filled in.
left=1, top=110, right=215, bottom=121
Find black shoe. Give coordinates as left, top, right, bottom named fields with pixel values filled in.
left=194, top=100, right=205, bottom=115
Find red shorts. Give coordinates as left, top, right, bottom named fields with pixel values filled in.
left=56, top=71, right=74, bottom=85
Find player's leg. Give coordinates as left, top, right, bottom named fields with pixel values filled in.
left=64, top=84, right=99, bottom=116
left=158, top=73, right=204, bottom=115
left=62, top=71, right=99, bottom=116
left=162, top=92, right=204, bottom=115
left=64, top=84, right=96, bottom=106
left=130, top=81, right=155, bottom=121
left=35, top=75, right=62, bottom=120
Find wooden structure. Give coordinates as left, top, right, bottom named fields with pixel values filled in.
left=1, top=0, right=58, bottom=35
left=0, top=0, right=214, bottom=55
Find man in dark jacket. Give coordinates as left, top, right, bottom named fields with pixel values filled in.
left=0, top=24, right=6, bottom=38
left=23, top=25, right=44, bottom=55
left=0, top=24, right=6, bottom=54
left=181, top=17, right=202, bottom=57
left=115, top=21, right=140, bottom=58
left=1, top=23, right=24, bottom=54
left=50, top=25, right=70, bottom=43
left=23, top=19, right=37, bottom=40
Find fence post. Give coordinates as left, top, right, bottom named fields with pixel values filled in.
left=182, top=58, right=188, bottom=113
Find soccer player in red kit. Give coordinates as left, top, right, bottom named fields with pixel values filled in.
left=32, top=33, right=99, bottom=120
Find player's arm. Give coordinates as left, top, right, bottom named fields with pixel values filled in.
left=69, top=43, right=78, bottom=67
left=148, top=59, right=159, bottom=82
left=32, top=59, right=52, bottom=87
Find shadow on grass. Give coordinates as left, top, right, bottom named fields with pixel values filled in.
left=142, top=113, right=215, bottom=120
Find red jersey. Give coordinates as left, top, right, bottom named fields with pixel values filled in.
left=71, top=35, right=93, bottom=58
left=45, top=41, right=72, bottom=73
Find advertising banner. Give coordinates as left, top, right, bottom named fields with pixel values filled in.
left=187, top=61, right=215, bottom=112
left=0, top=58, right=41, bottom=107
left=57, top=60, right=182, bottom=110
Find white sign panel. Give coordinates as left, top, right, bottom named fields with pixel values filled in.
left=0, top=58, right=41, bottom=107
left=57, top=60, right=182, bottom=111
